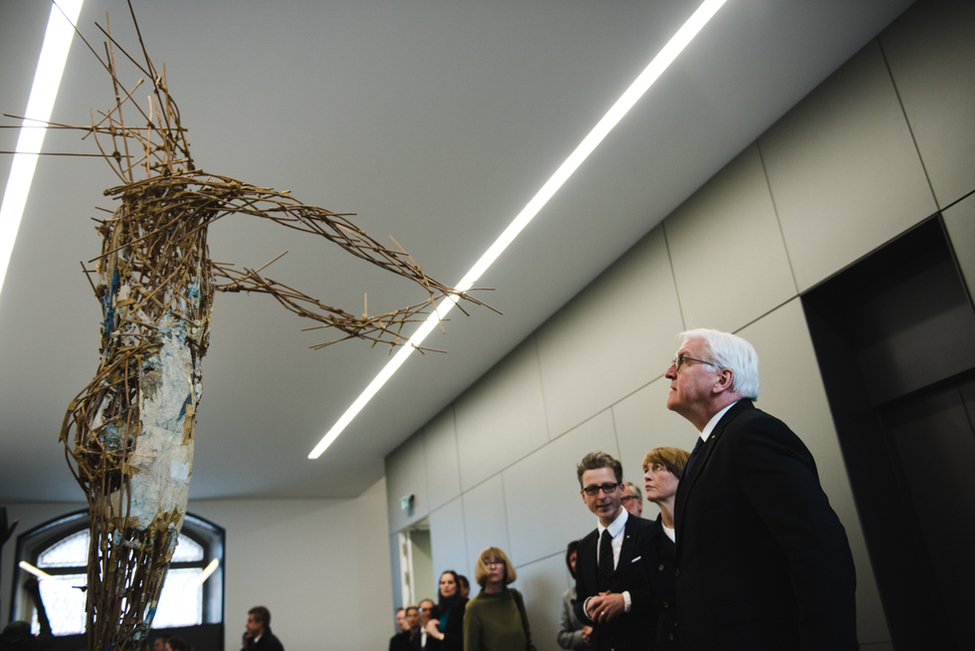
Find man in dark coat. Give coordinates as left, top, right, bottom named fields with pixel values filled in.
left=573, top=451, right=657, bottom=650
left=242, top=606, right=284, bottom=651
left=666, top=328, right=858, bottom=651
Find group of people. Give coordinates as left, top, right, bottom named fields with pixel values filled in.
left=558, top=446, right=684, bottom=651
left=390, top=554, right=536, bottom=651
left=395, top=328, right=860, bottom=651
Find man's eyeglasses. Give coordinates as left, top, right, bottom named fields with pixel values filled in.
left=620, top=495, right=639, bottom=504
left=582, top=482, right=621, bottom=496
left=672, top=354, right=719, bottom=372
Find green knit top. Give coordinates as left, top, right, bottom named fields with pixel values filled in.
left=462, top=587, right=531, bottom=651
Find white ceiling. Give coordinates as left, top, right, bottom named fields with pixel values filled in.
left=0, top=0, right=915, bottom=502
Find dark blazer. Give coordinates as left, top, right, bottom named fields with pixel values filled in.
left=647, top=516, right=678, bottom=651
left=573, top=511, right=657, bottom=650
left=245, top=628, right=284, bottom=651
left=431, top=597, right=467, bottom=651
left=389, top=630, right=411, bottom=651
left=673, top=400, right=858, bottom=651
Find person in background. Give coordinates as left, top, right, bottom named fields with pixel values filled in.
left=165, top=638, right=192, bottom=651
left=457, top=575, right=471, bottom=600
left=242, top=606, right=284, bottom=651
left=0, top=578, right=53, bottom=651
left=557, top=540, right=591, bottom=649
left=395, top=608, right=409, bottom=632
left=620, top=482, right=644, bottom=518
left=405, top=606, right=422, bottom=648
left=390, top=607, right=411, bottom=651
left=643, top=447, right=690, bottom=650
left=573, top=452, right=657, bottom=651
left=425, top=570, right=468, bottom=650
left=415, top=599, right=437, bottom=650
left=152, top=637, right=166, bottom=651
left=463, top=547, right=536, bottom=651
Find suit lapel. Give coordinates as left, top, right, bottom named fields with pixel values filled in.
left=675, top=400, right=754, bottom=552
left=617, top=517, right=636, bottom=571
left=583, top=530, right=599, bottom=591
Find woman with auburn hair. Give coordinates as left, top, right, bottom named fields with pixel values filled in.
left=463, top=547, right=536, bottom=651
left=425, top=569, right=468, bottom=650
left=643, top=446, right=691, bottom=651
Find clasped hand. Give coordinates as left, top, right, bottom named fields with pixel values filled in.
left=586, top=591, right=625, bottom=624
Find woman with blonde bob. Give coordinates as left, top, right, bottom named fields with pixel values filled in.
left=463, top=547, right=536, bottom=651
left=643, top=446, right=690, bottom=650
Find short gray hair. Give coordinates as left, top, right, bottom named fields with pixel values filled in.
left=680, top=328, right=759, bottom=400
left=623, top=481, right=643, bottom=500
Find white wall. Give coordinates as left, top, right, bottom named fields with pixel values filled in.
left=383, top=2, right=975, bottom=651
left=1, top=477, right=394, bottom=651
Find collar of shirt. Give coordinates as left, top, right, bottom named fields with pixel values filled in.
left=701, top=400, right=738, bottom=442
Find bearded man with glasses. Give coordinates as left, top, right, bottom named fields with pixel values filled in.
left=666, top=328, right=857, bottom=651
left=573, top=452, right=658, bottom=650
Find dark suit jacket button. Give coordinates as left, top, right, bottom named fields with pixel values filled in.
left=658, top=564, right=664, bottom=571
left=669, top=633, right=675, bottom=640
left=662, top=601, right=669, bottom=608
left=674, top=568, right=681, bottom=577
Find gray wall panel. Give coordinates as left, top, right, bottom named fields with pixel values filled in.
left=455, top=337, right=549, bottom=491
left=504, top=410, right=619, bottom=567
left=613, top=376, right=697, bottom=522
left=513, top=553, right=570, bottom=651
left=423, top=407, right=462, bottom=511
left=881, top=0, right=975, bottom=208
left=462, top=474, right=511, bottom=570
left=537, top=225, right=683, bottom=438
left=428, top=497, right=471, bottom=584
left=385, top=431, right=429, bottom=533
left=761, top=40, right=936, bottom=291
left=666, top=143, right=797, bottom=333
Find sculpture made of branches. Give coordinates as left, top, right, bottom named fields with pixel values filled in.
left=3, top=3, right=489, bottom=649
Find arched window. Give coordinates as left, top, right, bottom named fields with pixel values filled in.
left=12, top=510, right=224, bottom=635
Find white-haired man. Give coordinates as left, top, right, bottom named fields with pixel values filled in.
left=620, top=481, right=643, bottom=518
left=666, top=328, right=857, bottom=651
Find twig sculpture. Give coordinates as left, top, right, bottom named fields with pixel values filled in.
left=3, top=3, right=489, bottom=649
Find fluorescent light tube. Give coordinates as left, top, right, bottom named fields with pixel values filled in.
left=309, top=0, right=729, bottom=459
left=19, top=561, right=52, bottom=579
left=0, top=0, right=84, bottom=297
left=196, top=559, right=219, bottom=586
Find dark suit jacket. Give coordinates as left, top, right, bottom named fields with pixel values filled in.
left=431, top=597, right=467, bottom=651
left=245, top=628, right=284, bottom=651
left=673, top=400, right=858, bottom=651
left=389, top=630, right=411, bottom=651
left=573, top=511, right=657, bottom=650
left=409, top=630, right=438, bottom=651
left=648, top=516, right=678, bottom=651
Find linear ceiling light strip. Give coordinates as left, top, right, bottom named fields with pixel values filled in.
left=0, top=0, right=84, bottom=296
left=309, top=0, right=729, bottom=459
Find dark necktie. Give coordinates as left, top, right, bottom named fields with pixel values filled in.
left=598, top=528, right=614, bottom=590
left=683, top=435, right=706, bottom=478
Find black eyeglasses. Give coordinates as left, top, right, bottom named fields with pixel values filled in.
left=619, top=495, right=639, bottom=503
left=582, top=482, right=621, bottom=496
left=672, top=354, right=719, bottom=372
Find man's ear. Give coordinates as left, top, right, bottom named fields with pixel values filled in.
left=712, top=368, right=734, bottom=394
